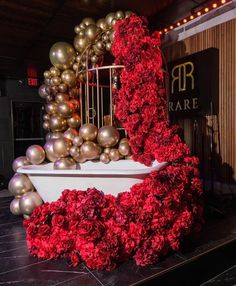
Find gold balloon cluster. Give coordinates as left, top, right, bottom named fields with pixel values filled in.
left=9, top=145, right=45, bottom=217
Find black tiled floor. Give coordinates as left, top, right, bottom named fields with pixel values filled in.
left=0, top=196, right=236, bottom=285
left=201, top=265, right=236, bottom=286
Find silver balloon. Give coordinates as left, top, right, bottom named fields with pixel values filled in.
left=8, top=174, right=34, bottom=197
left=19, top=192, right=43, bottom=215
left=26, top=145, right=45, bottom=165
left=12, top=156, right=30, bottom=172
left=10, top=198, right=22, bottom=216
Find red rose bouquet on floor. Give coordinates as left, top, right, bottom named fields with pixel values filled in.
left=24, top=14, right=203, bottom=270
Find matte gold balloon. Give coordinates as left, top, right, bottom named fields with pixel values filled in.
left=38, top=84, right=49, bottom=98
left=46, top=101, right=57, bottom=115
left=64, top=128, right=79, bottom=141
left=19, top=192, right=43, bottom=215
left=79, top=123, right=98, bottom=141
left=44, top=140, right=58, bottom=162
left=50, top=66, right=61, bottom=77
left=118, top=141, right=131, bottom=156
left=115, top=10, right=125, bottom=20
left=69, top=145, right=79, bottom=157
left=49, top=42, right=75, bottom=70
left=54, top=157, right=76, bottom=170
left=44, top=70, right=51, bottom=79
left=8, top=174, right=34, bottom=197
left=96, top=18, right=107, bottom=30
left=82, top=17, right=95, bottom=26
left=49, top=115, right=67, bottom=132
left=55, top=93, right=70, bottom=103
left=97, top=126, right=120, bottom=147
left=53, top=138, right=72, bottom=158
left=50, top=76, right=61, bottom=86
left=72, top=135, right=83, bottom=146
left=84, top=24, right=99, bottom=42
left=109, top=148, right=120, bottom=161
left=67, top=114, right=81, bottom=128
left=74, top=35, right=89, bottom=52
left=10, top=198, right=22, bottom=216
left=105, top=12, right=115, bottom=27
left=58, top=83, right=68, bottom=93
left=12, top=156, right=30, bottom=172
left=26, top=145, right=45, bottom=165
left=61, top=69, right=77, bottom=87
left=100, top=153, right=110, bottom=164
left=80, top=141, right=100, bottom=160
left=57, top=101, right=74, bottom=118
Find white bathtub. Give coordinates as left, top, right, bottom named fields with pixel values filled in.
left=17, top=160, right=167, bottom=202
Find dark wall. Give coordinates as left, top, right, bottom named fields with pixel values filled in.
left=0, top=79, right=43, bottom=181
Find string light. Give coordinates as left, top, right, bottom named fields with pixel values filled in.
left=159, top=0, right=229, bottom=35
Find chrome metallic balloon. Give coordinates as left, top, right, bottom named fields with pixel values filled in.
left=10, top=198, right=22, bottom=216
left=43, top=70, right=51, bottom=79
left=53, top=138, right=72, bottom=158
left=82, top=17, right=95, bottom=26
left=84, top=24, right=99, bottom=42
left=49, top=114, right=67, bottom=132
left=12, top=156, right=30, bottom=172
left=67, top=114, right=81, bottom=128
left=8, top=174, right=34, bottom=197
left=38, top=84, right=49, bottom=98
left=53, top=157, right=76, bottom=170
left=50, top=66, right=61, bottom=77
left=61, top=69, right=77, bottom=87
left=109, top=148, right=120, bottom=161
left=79, top=123, right=98, bottom=141
left=46, top=101, right=57, bottom=115
left=97, top=126, right=120, bottom=147
left=63, top=128, right=79, bottom=141
left=115, top=10, right=125, bottom=20
left=19, top=192, right=43, bottom=215
left=49, top=42, right=76, bottom=70
left=96, top=18, right=107, bottom=31
left=44, top=140, right=58, bottom=162
left=69, top=145, right=79, bottom=157
left=100, top=153, right=110, bottom=164
left=57, top=101, right=75, bottom=117
left=74, top=152, right=87, bottom=163
left=58, top=83, right=68, bottom=93
left=74, top=35, right=89, bottom=52
left=55, top=93, right=70, bottom=103
left=105, top=12, right=115, bottom=27
left=50, top=76, right=61, bottom=86
left=72, top=135, right=83, bottom=146
left=80, top=141, right=100, bottom=160
left=26, top=145, right=45, bottom=165
left=118, top=141, right=131, bottom=156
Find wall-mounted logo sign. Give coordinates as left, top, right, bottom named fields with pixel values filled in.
left=168, top=48, right=219, bottom=117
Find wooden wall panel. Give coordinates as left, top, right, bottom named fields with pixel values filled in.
left=163, top=19, right=236, bottom=183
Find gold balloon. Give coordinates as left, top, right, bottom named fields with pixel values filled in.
left=82, top=17, right=95, bottom=26
left=26, top=145, right=45, bottom=165
left=96, top=18, right=107, bottom=30
left=109, top=31, right=115, bottom=42
left=46, top=95, right=54, bottom=102
left=100, top=153, right=110, bottom=164
left=58, top=83, right=68, bottom=93
left=50, top=85, right=59, bottom=95
left=106, top=42, right=112, bottom=51
left=69, top=87, right=80, bottom=98
left=43, top=121, right=50, bottom=130
left=80, top=141, right=100, bottom=160
left=125, top=11, right=132, bottom=17
left=53, top=138, right=72, bottom=158
left=104, top=147, right=111, bottom=155
left=12, top=156, right=30, bottom=172
left=97, top=126, right=120, bottom=147
left=49, top=114, right=67, bottom=132
left=44, top=140, right=58, bottom=162
left=73, top=62, right=79, bottom=71
left=43, top=114, right=50, bottom=121
left=84, top=24, right=99, bottom=42
left=50, top=66, right=60, bottom=77
left=105, top=12, right=115, bottom=27
left=38, top=84, right=49, bottom=98
left=109, top=148, right=120, bottom=161
left=8, top=174, right=34, bottom=197
left=118, top=141, right=131, bottom=156
left=74, top=35, right=89, bottom=52
left=10, top=198, right=22, bottom=216
left=79, top=123, right=98, bottom=141
left=64, top=128, right=79, bottom=141
left=115, top=10, right=125, bottom=20
left=67, top=114, right=81, bottom=128
left=45, top=86, right=51, bottom=95
left=61, top=69, right=77, bottom=87
left=69, top=145, right=79, bottom=157
left=44, top=78, right=51, bottom=85
left=72, top=135, right=83, bottom=146
left=49, top=42, right=75, bottom=70
left=74, top=25, right=81, bottom=34
left=44, top=70, right=51, bottom=79
left=54, top=157, right=76, bottom=170
left=50, top=76, right=61, bottom=86
left=19, top=192, right=43, bottom=215
left=46, top=102, right=57, bottom=115
left=49, top=132, right=64, bottom=140
left=74, top=152, right=87, bottom=163
left=120, top=137, right=129, bottom=144
left=57, top=101, right=74, bottom=117
left=55, top=93, right=70, bottom=103
left=70, top=99, right=80, bottom=109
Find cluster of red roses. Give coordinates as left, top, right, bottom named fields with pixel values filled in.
left=24, top=14, right=203, bottom=271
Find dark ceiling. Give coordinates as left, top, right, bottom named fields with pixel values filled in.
left=0, top=0, right=208, bottom=78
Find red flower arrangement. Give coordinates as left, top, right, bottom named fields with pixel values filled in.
left=23, top=14, right=203, bottom=270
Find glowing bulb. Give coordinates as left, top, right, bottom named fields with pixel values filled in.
left=170, top=25, right=174, bottom=29
left=164, top=28, right=168, bottom=32
left=197, top=11, right=202, bottom=16
left=221, top=0, right=226, bottom=3
left=159, top=31, right=163, bottom=35
left=212, top=3, right=217, bottom=8
left=177, top=22, right=181, bottom=26
left=190, top=15, right=194, bottom=20
left=205, top=7, right=209, bottom=12
left=183, top=19, right=187, bottom=23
